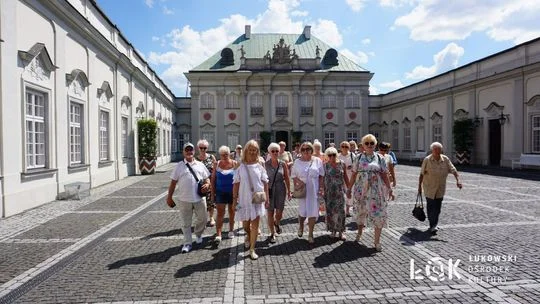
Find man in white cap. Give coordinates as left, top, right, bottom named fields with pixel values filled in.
left=166, top=142, right=211, bottom=253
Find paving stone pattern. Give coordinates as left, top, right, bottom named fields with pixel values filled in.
left=0, top=163, right=539, bottom=303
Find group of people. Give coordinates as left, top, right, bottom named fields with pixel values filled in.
left=166, top=135, right=462, bottom=260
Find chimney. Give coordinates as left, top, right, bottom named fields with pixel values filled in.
left=303, top=25, right=311, bottom=39
left=245, top=25, right=251, bottom=39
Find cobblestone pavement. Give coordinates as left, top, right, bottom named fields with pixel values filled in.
left=1, top=163, right=539, bottom=303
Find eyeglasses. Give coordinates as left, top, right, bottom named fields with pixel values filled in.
left=199, top=147, right=207, bottom=150
left=364, top=142, right=375, bottom=146
left=220, top=153, right=229, bottom=157
left=271, top=150, right=279, bottom=153
left=328, top=154, right=336, bottom=157
left=341, top=146, right=349, bottom=149
left=184, top=147, right=194, bottom=152
left=301, top=148, right=312, bottom=152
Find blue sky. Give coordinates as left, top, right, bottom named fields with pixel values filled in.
left=96, top=0, right=540, bottom=96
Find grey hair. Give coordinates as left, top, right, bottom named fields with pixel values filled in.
left=218, top=145, right=230, bottom=155
left=267, top=142, right=280, bottom=152
left=324, top=147, right=338, bottom=156
left=430, top=142, right=443, bottom=150
left=197, top=139, right=209, bottom=148
left=313, top=140, right=322, bottom=149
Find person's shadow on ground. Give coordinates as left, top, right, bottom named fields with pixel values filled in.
left=107, top=246, right=183, bottom=270
left=174, top=245, right=237, bottom=278
left=399, top=228, right=448, bottom=246
left=313, top=241, right=376, bottom=268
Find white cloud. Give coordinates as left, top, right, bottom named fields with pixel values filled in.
left=312, top=19, right=343, bottom=47
left=340, top=49, right=369, bottom=65
left=148, top=0, right=342, bottom=93
left=162, top=6, right=174, bottom=15
left=379, top=80, right=405, bottom=91
left=144, top=0, right=154, bottom=8
left=291, top=10, right=309, bottom=17
left=394, top=0, right=540, bottom=44
left=369, top=86, right=379, bottom=95
left=368, top=51, right=375, bottom=57
left=151, top=36, right=160, bottom=41
left=345, top=0, right=367, bottom=12
left=379, top=0, right=417, bottom=8
left=405, top=42, right=464, bottom=80
left=361, top=38, right=371, bottom=45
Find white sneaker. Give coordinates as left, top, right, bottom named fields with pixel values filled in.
left=228, top=231, right=235, bottom=239
left=215, top=235, right=222, bottom=242
left=195, top=236, right=203, bottom=244
left=181, top=244, right=192, bottom=253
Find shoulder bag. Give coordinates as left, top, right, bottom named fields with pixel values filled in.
left=412, top=193, right=426, bottom=222
left=292, top=160, right=312, bottom=198
left=186, top=162, right=207, bottom=197
left=244, top=164, right=266, bottom=204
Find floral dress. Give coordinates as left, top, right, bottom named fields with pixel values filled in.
left=324, top=162, right=346, bottom=233
left=352, top=153, right=389, bottom=228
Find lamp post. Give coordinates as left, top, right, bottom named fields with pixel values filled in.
left=499, top=110, right=509, bottom=125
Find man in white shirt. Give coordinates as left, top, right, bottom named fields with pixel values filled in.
left=166, top=143, right=211, bottom=253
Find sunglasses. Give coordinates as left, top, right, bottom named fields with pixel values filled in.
left=199, top=147, right=207, bottom=150
left=271, top=150, right=279, bottom=153
left=341, top=146, right=349, bottom=149
left=328, top=154, right=337, bottom=157
left=301, top=148, right=312, bottom=152
left=185, top=147, right=194, bottom=152
left=364, top=142, right=375, bottom=146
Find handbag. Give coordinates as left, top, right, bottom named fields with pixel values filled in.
left=292, top=160, right=312, bottom=198
left=412, top=194, right=426, bottom=222
left=244, top=164, right=266, bottom=204
left=185, top=162, right=208, bottom=197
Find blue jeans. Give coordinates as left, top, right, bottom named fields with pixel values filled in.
left=426, top=197, right=443, bottom=229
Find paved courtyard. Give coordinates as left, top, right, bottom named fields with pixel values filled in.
left=0, top=163, right=539, bottom=304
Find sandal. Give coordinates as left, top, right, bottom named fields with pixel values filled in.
left=308, top=236, right=314, bottom=244
left=297, top=227, right=303, bottom=238
left=274, top=223, right=282, bottom=234
left=249, top=250, right=259, bottom=260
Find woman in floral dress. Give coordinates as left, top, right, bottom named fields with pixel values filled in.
left=348, top=134, right=394, bottom=252
left=323, top=147, right=350, bottom=240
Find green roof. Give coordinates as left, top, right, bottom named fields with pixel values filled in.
left=191, top=33, right=367, bottom=72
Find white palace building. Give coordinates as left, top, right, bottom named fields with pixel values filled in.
left=1, top=0, right=540, bottom=217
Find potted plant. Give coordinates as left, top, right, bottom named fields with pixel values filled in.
left=452, top=118, right=474, bottom=165
left=138, top=118, right=158, bottom=174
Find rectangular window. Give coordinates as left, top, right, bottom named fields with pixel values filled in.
left=250, top=95, right=263, bottom=116
left=172, top=138, right=178, bottom=153
left=121, top=117, right=128, bottom=158
left=381, top=130, right=388, bottom=142
left=157, top=127, right=161, bottom=156
left=433, top=124, right=442, bottom=143
left=166, top=130, right=170, bottom=155
left=178, top=133, right=190, bottom=151
left=99, top=110, right=109, bottom=161
left=228, top=132, right=240, bottom=149
left=324, top=132, right=335, bottom=149
left=345, top=94, right=360, bottom=108
left=69, top=102, right=83, bottom=164
left=417, top=127, right=425, bottom=151
left=250, top=131, right=261, bottom=143
left=300, top=95, right=313, bottom=116
left=346, top=131, right=358, bottom=142
left=201, top=132, right=215, bottom=151
left=26, top=90, right=47, bottom=169
left=302, top=131, right=313, bottom=142
left=226, top=94, right=239, bottom=109
left=275, top=95, right=288, bottom=116
left=322, top=95, right=336, bottom=108
left=533, top=115, right=540, bottom=153
left=392, top=127, right=399, bottom=151
left=163, top=129, right=166, bottom=155
left=200, top=93, right=215, bottom=109
left=404, top=127, right=411, bottom=151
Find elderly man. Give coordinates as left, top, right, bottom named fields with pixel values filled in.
left=167, top=143, right=211, bottom=253
left=418, top=142, right=462, bottom=235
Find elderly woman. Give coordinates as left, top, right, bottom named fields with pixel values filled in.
left=197, top=139, right=217, bottom=227
left=312, top=139, right=327, bottom=163
left=348, top=134, right=394, bottom=252
left=278, top=141, right=294, bottom=169
left=338, top=141, right=355, bottom=217
left=377, top=142, right=397, bottom=188
left=418, top=142, right=462, bottom=235
left=291, top=142, right=325, bottom=244
left=265, top=143, right=292, bottom=243
left=324, top=147, right=350, bottom=240
left=349, top=140, right=359, bottom=155
left=211, top=146, right=237, bottom=242
left=232, top=145, right=243, bottom=162
left=232, top=140, right=269, bottom=260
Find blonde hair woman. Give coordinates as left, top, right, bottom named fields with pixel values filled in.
left=291, top=141, right=325, bottom=244
left=348, top=134, right=393, bottom=252
left=232, top=140, right=269, bottom=260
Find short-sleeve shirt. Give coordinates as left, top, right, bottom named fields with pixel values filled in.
left=420, top=154, right=457, bottom=199
left=170, top=159, right=211, bottom=203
